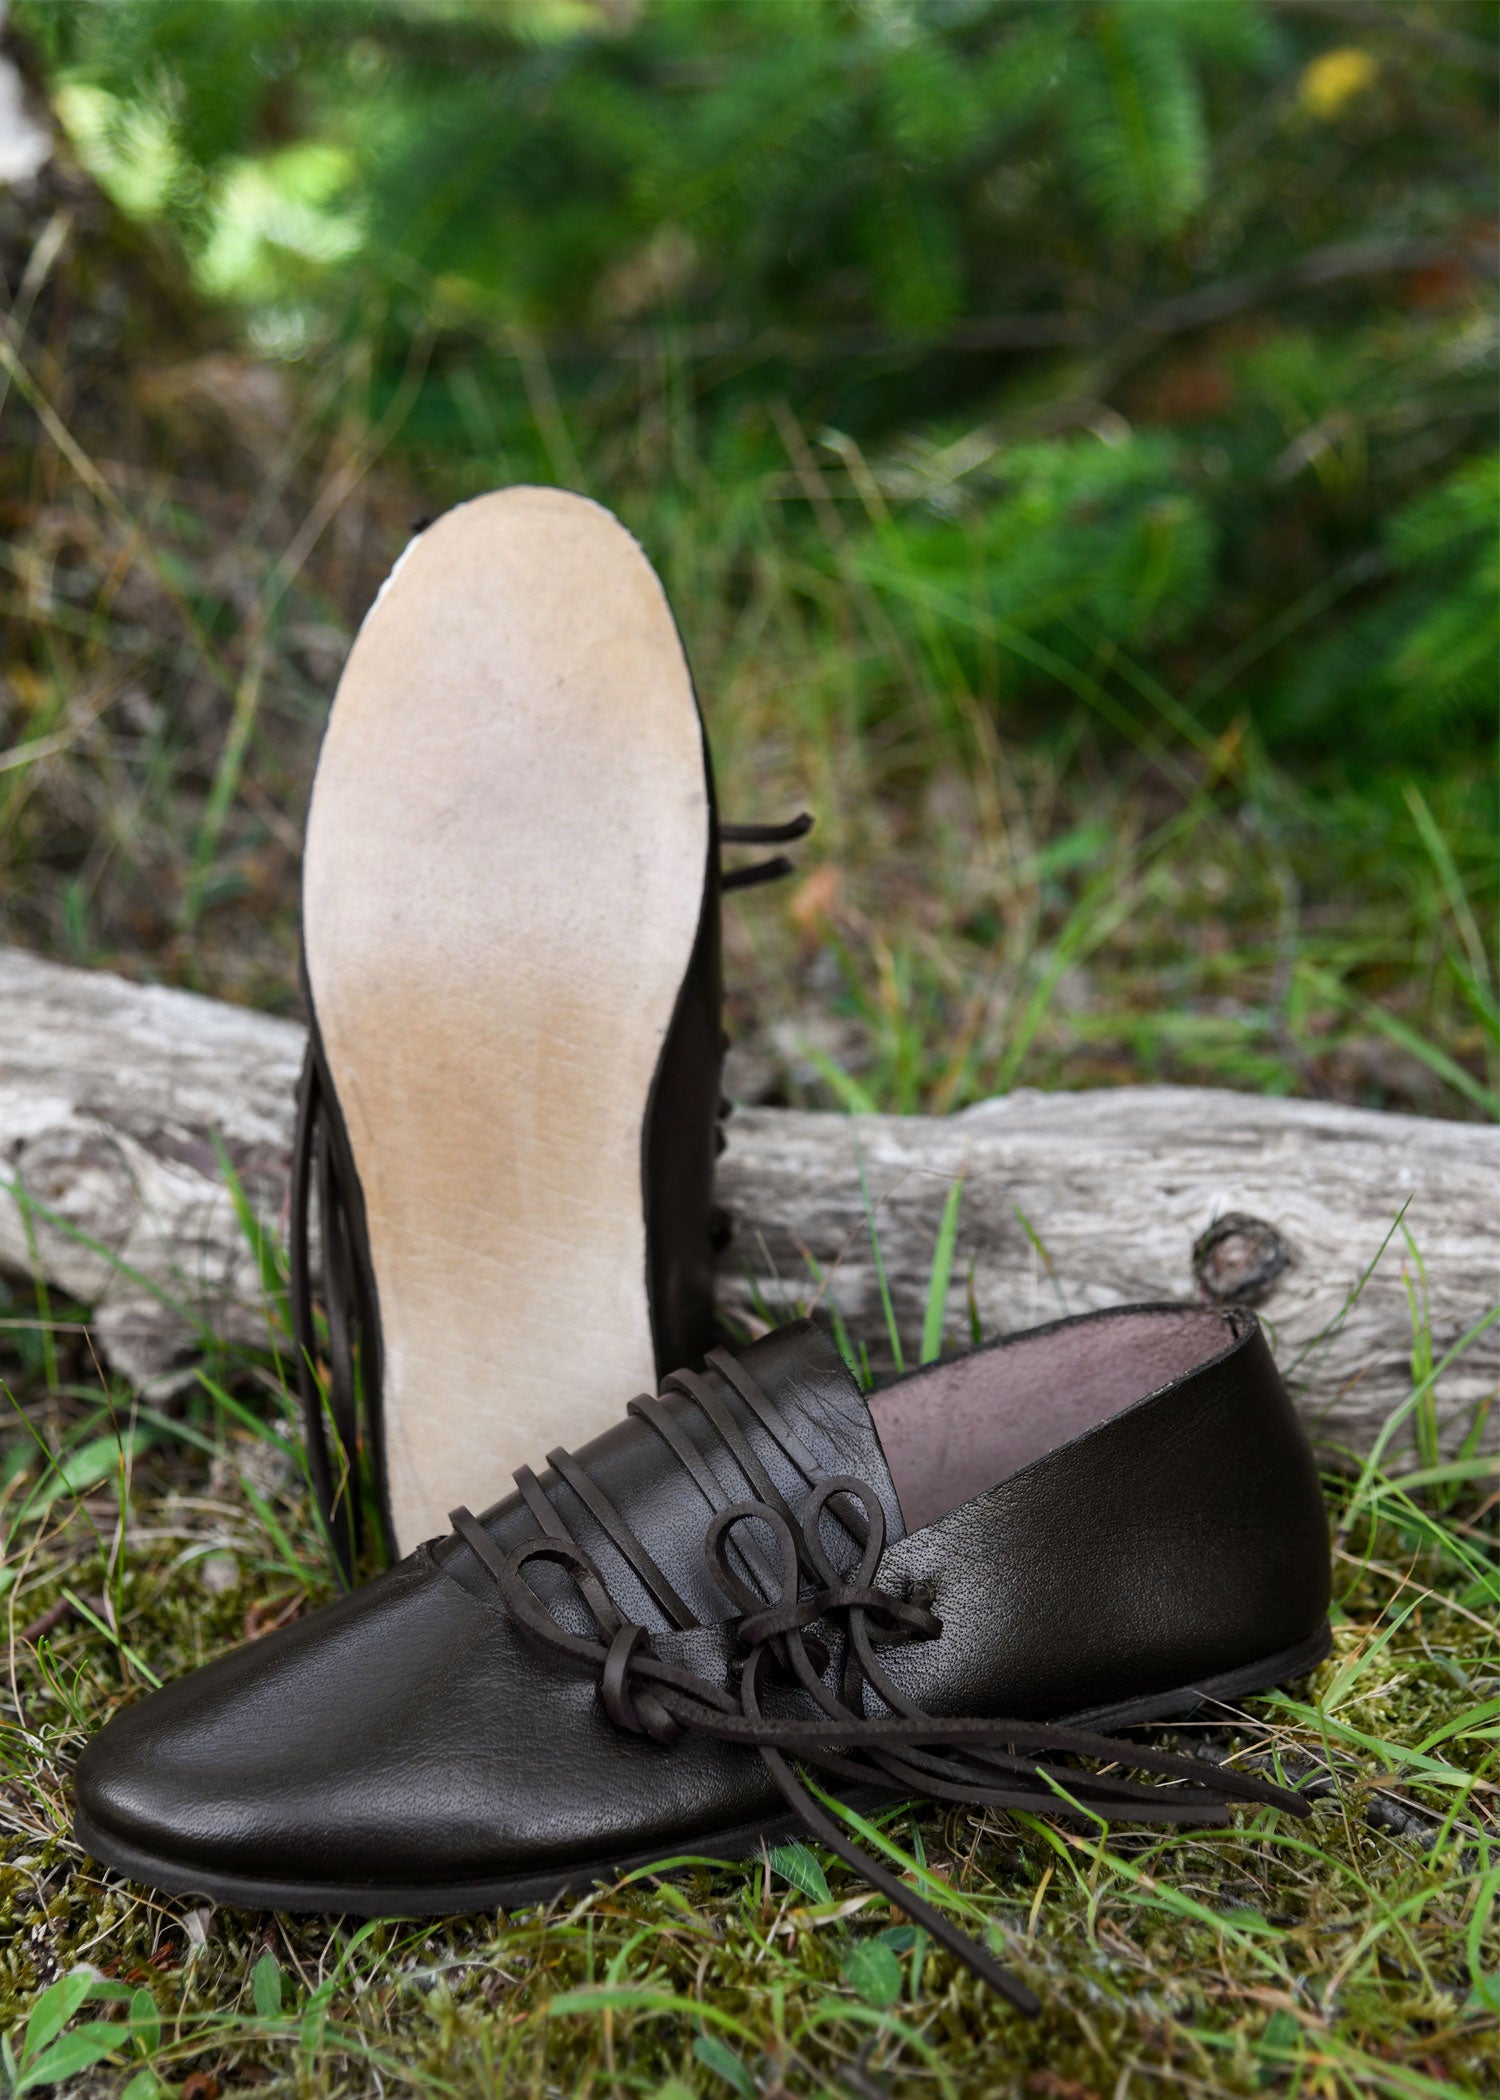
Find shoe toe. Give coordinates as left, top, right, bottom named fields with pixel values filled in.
left=74, top=1546, right=771, bottom=1905
left=74, top=1555, right=492, bottom=1895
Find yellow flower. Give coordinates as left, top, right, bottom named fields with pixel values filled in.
left=1298, top=47, right=1380, bottom=119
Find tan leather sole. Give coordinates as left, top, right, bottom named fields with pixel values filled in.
left=302, top=487, right=710, bottom=1554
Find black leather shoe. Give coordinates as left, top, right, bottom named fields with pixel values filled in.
left=75, top=1306, right=1331, bottom=2012
left=288, top=486, right=807, bottom=1570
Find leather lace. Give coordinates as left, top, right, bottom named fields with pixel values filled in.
left=289, top=1048, right=375, bottom=1576
left=720, top=811, right=813, bottom=891
left=448, top=1349, right=1309, bottom=2015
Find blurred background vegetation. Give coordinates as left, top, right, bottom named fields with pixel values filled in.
left=3, top=0, right=1496, bottom=1116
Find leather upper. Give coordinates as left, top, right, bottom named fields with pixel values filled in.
left=872, top=1306, right=1330, bottom=1721
left=75, top=1310, right=1330, bottom=1896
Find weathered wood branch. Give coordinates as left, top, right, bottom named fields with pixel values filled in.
left=1, top=944, right=1495, bottom=1462
left=717, top=1095, right=1497, bottom=1465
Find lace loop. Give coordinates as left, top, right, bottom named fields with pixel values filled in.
left=704, top=1500, right=801, bottom=1620
left=800, top=1473, right=883, bottom=1585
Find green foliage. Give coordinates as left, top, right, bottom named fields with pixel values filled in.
left=840, top=1929, right=906, bottom=2008
left=1280, top=453, right=1500, bottom=754
left=768, top=1841, right=833, bottom=1905
left=1065, top=0, right=1219, bottom=236
left=862, top=431, right=1220, bottom=663
left=1, top=1968, right=146, bottom=2093
left=251, top=1951, right=283, bottom=2019
left=16, top=0, right=1496, bottom=770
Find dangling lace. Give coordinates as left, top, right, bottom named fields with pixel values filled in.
left=289, top=1049, right=373, bottom=1580
left=721, top=811, right=813, bottom=891
left=448, top=1350, right=1309, bottom=2014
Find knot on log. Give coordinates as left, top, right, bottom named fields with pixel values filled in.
left=1193, top=1211, right=1292, bottom=1307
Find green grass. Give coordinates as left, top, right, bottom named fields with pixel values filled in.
left=2, top=1233, right=1496, bottom=2100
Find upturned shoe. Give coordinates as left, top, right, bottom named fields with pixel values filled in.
left=75, top=1304, right=1331, bottom=2011
left=289, top=486, right=806, bottom=1569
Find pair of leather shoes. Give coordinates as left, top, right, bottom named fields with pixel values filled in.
left=75, top=490, right=1332, bottom=2014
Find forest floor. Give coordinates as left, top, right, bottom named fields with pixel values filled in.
left=3, top=1263, right=1497, bottom=2099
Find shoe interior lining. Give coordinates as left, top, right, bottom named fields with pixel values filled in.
left=869, top=1307, right=1238, bottom=1533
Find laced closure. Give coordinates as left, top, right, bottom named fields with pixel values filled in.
left=720, top=811, right=814, bottom=891
left=448, top=1350, right=1309, bottom=2015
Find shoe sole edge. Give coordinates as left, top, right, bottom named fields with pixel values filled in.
left=72, top=1619, right=1332, bottom=1916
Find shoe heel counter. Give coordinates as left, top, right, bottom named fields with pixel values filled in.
left=1234, top=1315, right=1333, bottom=1634
left=642, top=837, right=723, bottom=1374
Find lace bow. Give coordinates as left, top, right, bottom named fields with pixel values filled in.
left=452, top=1465, right=1306, bottom=2013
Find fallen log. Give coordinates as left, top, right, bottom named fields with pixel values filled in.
left=1, top=944, right=1494, bottom=1462
left=717, top=1092, right=1497, bottom=1465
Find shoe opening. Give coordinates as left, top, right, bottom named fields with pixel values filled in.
left=868, top=1305, right=1247, bottom=1533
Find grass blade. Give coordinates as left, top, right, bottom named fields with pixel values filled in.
left=919, top=1178, right=963, bottom=1365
